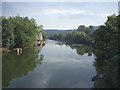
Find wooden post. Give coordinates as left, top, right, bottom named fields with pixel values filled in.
left=15, top=48, right=22, bottom=55
left=19, top=48, right=22, bottom=54
left=17, top=48, right=20, bottom=55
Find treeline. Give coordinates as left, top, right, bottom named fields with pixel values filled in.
left=49, top=25, right=96, bottom=45
left=92, top=14, right=119, bottom=88
left=1, top=15, right=46, bottom=49
left=49, top=14, right=119, bottom=88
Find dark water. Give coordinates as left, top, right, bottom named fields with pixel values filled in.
left=3, top=40, right=96, bottom=88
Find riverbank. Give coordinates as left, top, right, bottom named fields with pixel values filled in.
left=1, top=41, right=46, bottom=53
left=0, top=45, right=33, bottom=53
left=49, top=38, right=95, bottom=47
left=1, top=46, right=33, bottom=53
left=0, top=48, right=10, bottom=53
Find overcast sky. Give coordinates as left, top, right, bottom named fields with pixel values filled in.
left=2, top=2, right=118, bottom=29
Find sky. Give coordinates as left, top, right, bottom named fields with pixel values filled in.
left=1, top=1, right=119, bottom=29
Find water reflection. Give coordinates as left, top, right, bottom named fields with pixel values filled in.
left=70, top=44, right=93, bottom=56
left=56, top=42, right=93, bottom=56
left=92, top=55, right=119, bottom=88
left=2, top=46, right=44, bottom=87
left=3, top=40, right=96, bottom=88
left=36, top=54, right=44, bottom=65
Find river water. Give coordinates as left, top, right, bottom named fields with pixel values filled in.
left=3, top=39, right=96, bottom=88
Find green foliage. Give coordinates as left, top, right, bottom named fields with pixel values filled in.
left=94, top=15, right=118, bottom=60
left=77, top=25, right=88, bottom=32
left=49, top=24, right=95, bottom=45
left=2, top=15, right=45, bottom=49
left=93, top=14, right=119, bottom=88
left=50, top=31, right=92, bottom=45
left=2, top=18, right=15, bottom=48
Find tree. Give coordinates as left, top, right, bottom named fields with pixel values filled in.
left=93, top=14, right=119, bottom=88
left=2, top=15, right=45, bottom=49
left=77, top=25, right=88, bottom=32
left=2, top=18, right=15, bottom=48
left=94, top=15, right=118, bottom=60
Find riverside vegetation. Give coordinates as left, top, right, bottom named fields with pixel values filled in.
left=49, top=14, right=119, bottom=88
left=1, top=15, right=46, bottom=52
left=2, top=14, right=119, bottom=88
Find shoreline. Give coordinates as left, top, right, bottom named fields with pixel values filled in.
left=0, top=48, right=10, bottom=53
left=1, top=42, right=45, bottom=53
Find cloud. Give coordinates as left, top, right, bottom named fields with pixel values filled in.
left=42, top=8, right=86, bottom=15
left=42, top=8, right=112, bottom=18
left=82, top=12, right=95, bottom=16
left=42, top=9, right=68, bottom=15
left=69, top=9, right=86, bottom=15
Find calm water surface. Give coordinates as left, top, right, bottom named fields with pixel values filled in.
left=3, top=40, right=96, bottom=88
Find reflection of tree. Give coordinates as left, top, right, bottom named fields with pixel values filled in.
left=56, top=42, right=65, bottom=46
left=2, top=46, right=44, bottom=87
left=70, top=44, right=93, bottom=56
left=36, top=54, right=44, bottom=65
left=92, top=55, right=119, bottom=88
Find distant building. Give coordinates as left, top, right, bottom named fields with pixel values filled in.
left=36, top=32, right=43, bottom=41
left=39, top=33, right=43, bottom=41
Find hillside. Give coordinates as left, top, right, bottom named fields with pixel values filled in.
left=44, top=29, right=74, bottom=37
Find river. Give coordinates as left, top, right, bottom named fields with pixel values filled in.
left=3, top=39, right=96, bottom=88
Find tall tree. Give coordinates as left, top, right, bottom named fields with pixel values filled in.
left=2, top=15, right=45, bottom=49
